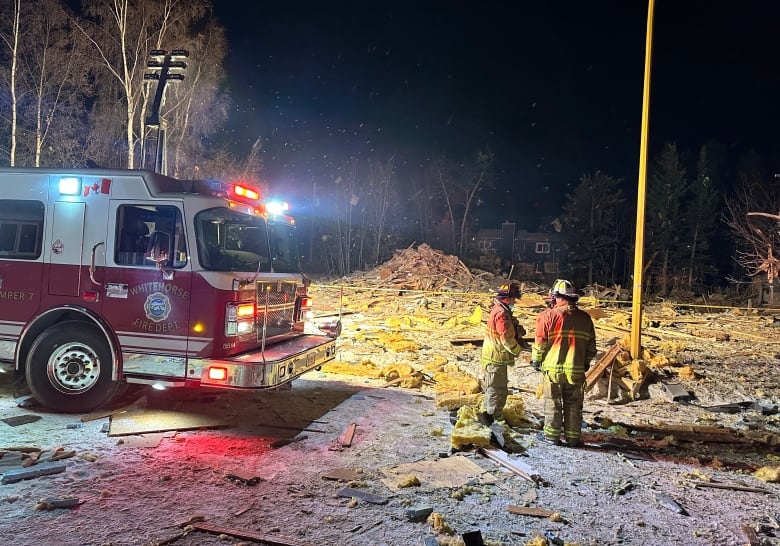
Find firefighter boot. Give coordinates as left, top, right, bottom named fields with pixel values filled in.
left=477, top=412, right=494, bottom=427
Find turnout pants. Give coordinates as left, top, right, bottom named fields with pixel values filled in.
left=542, top=371, right=585, bottom=443
left=482, top=363, right=508, bottom=417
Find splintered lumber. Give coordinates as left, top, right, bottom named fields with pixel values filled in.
left=189, top=522, right=309, bottom=546
left=585, top=343, right=622, bottom=392
left=450, top=336, right=483, bottom=346
left=692, top=481, right=771, bottom=494
left=478, top=448, right=539, bottom=483
left=507, top=505, right=556, bottom=518
left=1, top=461, right=66, bottom=484
left=337, top=486, right=388, bottom=504
left=743, top=524, right=761, bottom=546
left=375, top=243, right=474, bottom=290
left=449, top=336, right=533, bottom=346
left=80, top=404, right=134, bottom=422
left=623, top=422, right=780, bottom=447
left=337, top=423, right=357, bottom=447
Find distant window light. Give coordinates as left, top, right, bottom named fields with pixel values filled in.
left=535, top=242, right=550, bottom=254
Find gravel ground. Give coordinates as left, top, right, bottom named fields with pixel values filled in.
left=1, top=286, right=780, bottom=546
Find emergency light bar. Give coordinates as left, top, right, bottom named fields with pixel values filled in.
left=233, top=185, right=259, bottom=201
left=205, top=180, right=262, bottom=202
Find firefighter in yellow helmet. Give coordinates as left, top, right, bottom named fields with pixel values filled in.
left=531, top=279, right=596, bottom=447
left=478, top=282, right=526, bottom=426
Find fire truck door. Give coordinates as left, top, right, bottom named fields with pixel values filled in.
left=47, top=201, right=86, bottom=297
left=102, top=202, right=192, bottom=376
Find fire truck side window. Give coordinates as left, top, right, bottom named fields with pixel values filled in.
left=0, top=200, right=44, bottom=259
left=116, top=205, right=186, bottom=268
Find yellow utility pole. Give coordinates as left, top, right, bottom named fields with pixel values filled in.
left=631, top=0, right=655, bottom=359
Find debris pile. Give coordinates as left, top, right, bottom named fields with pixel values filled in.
left=375, top=243, right=477, bottom=291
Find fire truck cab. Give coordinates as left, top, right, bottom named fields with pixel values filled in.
left=0, top=168, right=339, bottom=413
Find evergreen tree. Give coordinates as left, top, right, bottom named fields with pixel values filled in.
left=684, top=145, right=720, bottom=290
left=561, top=171, right=626, bottom=286
left=645, top=142, right=689, bottom=295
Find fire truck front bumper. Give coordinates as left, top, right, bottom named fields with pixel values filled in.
left=192, top=335, right=338, bottom=389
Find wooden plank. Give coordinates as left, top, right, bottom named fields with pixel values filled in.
left=109, top=409, right=229, bottom=436
left=1, top=461, right=67, bottom=484
left=1, top=414, right=42, bottom=426
left=337, top=486, right=388, bottom=505
left=507, top=505, right=556, bottom=517
left=478, top=448, right=539, bottom=484
left=742, top=524, right=761, bottom=546
left=585, top=343, right=622, bottom=392
left=449, top=336, right=533, bottom=346
left=80, top=404, right=134, bottom=422
left=337, top=423, right=357, bottom=447
left=693, top=481, right=771, bottom=494
left=189, top=522, right=309, bottom=546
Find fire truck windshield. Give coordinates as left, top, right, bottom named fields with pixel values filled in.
left=194, top=207, right=301, bottom=273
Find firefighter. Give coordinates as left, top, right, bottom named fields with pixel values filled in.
left=531, top=279, right=596, bottom=447
left=478, top=282, right=526, bottom=427
left=544, top=280, right=564, bottom=309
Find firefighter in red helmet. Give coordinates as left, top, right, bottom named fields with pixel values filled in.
left=478, top=282, right=526, bottom=427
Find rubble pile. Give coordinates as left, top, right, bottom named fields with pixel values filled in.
left=329, top=243, right=495, bottom=293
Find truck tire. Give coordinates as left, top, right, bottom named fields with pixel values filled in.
left=26, top=321, right=120, bottom=413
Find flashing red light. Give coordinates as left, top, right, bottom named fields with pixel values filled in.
left=233, top=185, right=260, bottom=201
left=208, top=367, right=228, bottom=381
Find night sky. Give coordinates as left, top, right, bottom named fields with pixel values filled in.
left=212, top=1, right=780, bottom=226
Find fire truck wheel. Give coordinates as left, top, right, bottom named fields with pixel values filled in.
left=26, top=321, right=120, bottom=414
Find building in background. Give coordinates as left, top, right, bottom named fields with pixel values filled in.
left=472, top=222, right=564, bottom=282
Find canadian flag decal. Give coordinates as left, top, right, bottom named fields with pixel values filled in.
left=84, top=178, right=112, bottom=196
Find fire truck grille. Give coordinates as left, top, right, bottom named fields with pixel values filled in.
left=256, top=281, right=298, bottom=340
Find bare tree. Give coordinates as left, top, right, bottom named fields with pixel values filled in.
left=18, top=0, right=93, bottom=166
left=75, top=0, right=212, bottom=169
left=162, top=16, right=229, bottom=179
left=74, top=0, right=149, bottom=167
left=365, top=156, right=397, bottom=266
left=433, top=156, right=458, bottom=254
left=724, top=176, right=780, bottom=300
left=0, top=0, right=22, bottom=165
left=457, top=149, right=493, bottom=258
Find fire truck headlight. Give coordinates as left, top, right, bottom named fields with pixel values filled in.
left=225, top=301, right=256, bottom=336
left=265, top=201, right=289, bottom=215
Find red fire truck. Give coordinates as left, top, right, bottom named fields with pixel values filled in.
left=0, top=168, right=340, bottom=413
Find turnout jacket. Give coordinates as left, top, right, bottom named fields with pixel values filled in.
left=481, top=299, right=525, bottom=366
left=532, top=302, right=596, bottom=382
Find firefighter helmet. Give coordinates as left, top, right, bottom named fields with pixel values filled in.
left=497, top=282, right=521, bottom=299
left=551, top=279, right=579, bottom=300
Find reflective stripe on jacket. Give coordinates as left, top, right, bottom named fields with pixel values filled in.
left=532, top=302, right=596, bottom=381
left=481, top=299, right=525, bottom=366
